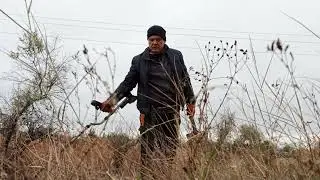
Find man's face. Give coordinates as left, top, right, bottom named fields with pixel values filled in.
left=148, top=35, right=165, bottom=54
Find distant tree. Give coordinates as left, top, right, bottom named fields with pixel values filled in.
left=236, top=124, right=263, bottom=146
left=217, top=111, right=235, bottom=146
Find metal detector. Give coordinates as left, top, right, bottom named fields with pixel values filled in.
left=70, top=93, right=137, bottom=142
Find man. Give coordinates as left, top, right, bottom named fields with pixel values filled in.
left=100, top=25, right=195, bottom=177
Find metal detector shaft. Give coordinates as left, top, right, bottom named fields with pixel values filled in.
left=71, top=94, right=136, bottom=143
left=70, top=107, right=119, bottom=142
left=90, top=94, right=137, bottom=126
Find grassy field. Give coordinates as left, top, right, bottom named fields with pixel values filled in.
left=1, top=3, right=320, bottom=179
left=1, top=133, right=320, bottom=180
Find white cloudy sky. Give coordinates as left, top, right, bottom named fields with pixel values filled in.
left=1, top=0, right=319, bottom=136
left=1, top=0, right=318, bottom=80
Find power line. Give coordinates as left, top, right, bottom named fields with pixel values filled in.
left=0, top=31, right=319, bottom=56
left=5, top=13, right=317, bottom=37
left=1, top=18, right=320, bottom=45
left=29, top=21, right=320, bottom=44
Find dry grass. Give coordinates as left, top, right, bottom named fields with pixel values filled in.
left=1, top=134, right=320, bottom=180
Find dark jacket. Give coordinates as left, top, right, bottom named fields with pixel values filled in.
left=114, top=45, right=195, bottom=113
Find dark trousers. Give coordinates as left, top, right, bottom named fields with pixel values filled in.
left=139, top=107, right=180, bottom=177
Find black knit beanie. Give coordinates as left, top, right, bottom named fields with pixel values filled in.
left=147, top=25, right=166, bottom=41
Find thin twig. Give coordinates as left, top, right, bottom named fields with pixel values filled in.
left=282, top=11, right=320, bottom=40
left=0, top=9, right=31, bottom=34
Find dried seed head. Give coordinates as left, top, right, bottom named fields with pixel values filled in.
left=83, top=45, right=88, bottom=54
left=285, top=45, right=289, bottom=52
left=267, top=45, right=271, bottom=51
left=276, top=39, right=283, bottom=51
left=271, top=41, right=275, bottom=51
left=290, top=52, right=294, bottom=60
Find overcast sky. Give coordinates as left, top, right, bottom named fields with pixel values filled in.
left=1, top=0, right=319, bottom=79
left=1, top=0, right=320, bottom=136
